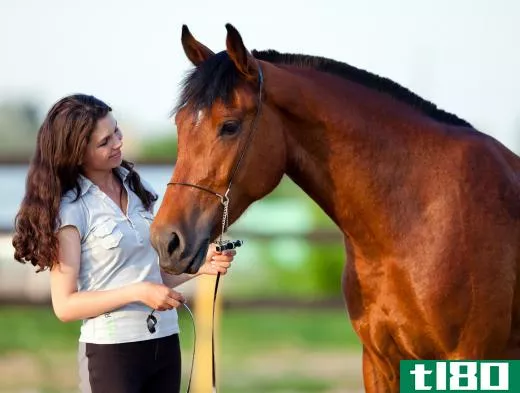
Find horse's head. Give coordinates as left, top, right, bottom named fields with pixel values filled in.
left=151, top=24, right=287, bottom=274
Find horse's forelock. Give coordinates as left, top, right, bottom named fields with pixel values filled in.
left=175, top=51, right=241, bottom=115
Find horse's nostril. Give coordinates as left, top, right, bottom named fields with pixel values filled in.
left=167, top=232, right=180, bottom=255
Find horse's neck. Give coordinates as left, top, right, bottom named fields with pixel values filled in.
left=284, top=119, right=399, bottom=244
left=271, top=67, right=437, bottom=249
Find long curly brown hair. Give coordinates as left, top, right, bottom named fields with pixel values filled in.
left=12, top=94, right=157, bottom=271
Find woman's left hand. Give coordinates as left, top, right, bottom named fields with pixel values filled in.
left=197, top=243, right=236, bottom=276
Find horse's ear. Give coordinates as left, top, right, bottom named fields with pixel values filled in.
left=181, top=25, right=214, bottom=66
left=225, top=23, right=259, bottom=81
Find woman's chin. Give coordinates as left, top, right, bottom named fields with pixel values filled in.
left=110, top=156, right=123, bottom=167
left=111, top=152, right=122, bottom=161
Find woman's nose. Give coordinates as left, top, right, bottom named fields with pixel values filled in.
left=113, top=136, right=123, bottom=149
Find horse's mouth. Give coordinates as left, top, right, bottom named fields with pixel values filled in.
left=186, top=245, right=207, bottom=274
left=160, top=242, right=207, bottom=275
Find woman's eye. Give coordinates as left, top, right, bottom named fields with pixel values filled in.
left=219, top=121, right=240, bottom=136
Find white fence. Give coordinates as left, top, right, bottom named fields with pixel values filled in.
left=0, top=234, right=51, bottom=303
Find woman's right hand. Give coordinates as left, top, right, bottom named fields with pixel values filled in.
left=137, top=282, right=185, bottom=311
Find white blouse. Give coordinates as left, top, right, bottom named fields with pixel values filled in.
left=58, top=167, right=179, bottom=344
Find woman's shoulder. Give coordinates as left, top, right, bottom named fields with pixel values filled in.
left=61, top=188, right=82, bottom=205
left=58, top=190, right=89, bottom=237
left=60, top=188, right=89, bottom=217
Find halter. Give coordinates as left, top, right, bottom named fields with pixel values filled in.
left=164, top=64, right=264, bottom=393
left=167, top=64, right=264, bottom=243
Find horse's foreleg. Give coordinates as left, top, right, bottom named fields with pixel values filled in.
left=362, top=346, right=399, bottom=393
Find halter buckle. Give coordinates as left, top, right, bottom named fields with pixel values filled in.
left=218, top=188, right=231, bottom=206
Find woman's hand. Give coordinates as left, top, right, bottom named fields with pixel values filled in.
left=198, top=243, right=236, bottom=276
left=137, top=282, right=185, bottom=311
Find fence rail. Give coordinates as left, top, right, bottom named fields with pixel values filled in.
left=0, top=227, right=343, bottom=303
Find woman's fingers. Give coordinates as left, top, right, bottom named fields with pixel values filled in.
left=210, top=249, right=236, bottom=258
left=223, top=250, right=236, bottom=257
left=169, top=289, right=185, bottom=303
left=215, top=263, right=231, bottom=274
left=166, top=297, right=182, bottom=309
left=157, top=290, right=185, bottom=310
left=212, top=254, right=234, bottom=263
left=212, top=260, right=231, bottom=267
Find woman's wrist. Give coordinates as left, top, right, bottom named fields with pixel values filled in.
left=127, top=282, right=146, bottom=303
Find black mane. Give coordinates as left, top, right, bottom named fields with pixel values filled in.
left=176, top=49, right=472, bottom=128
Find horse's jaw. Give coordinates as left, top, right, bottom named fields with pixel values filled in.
left=158, top=240, right=209, bottom=275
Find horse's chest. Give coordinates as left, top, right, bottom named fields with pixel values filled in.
left=343, top=259, right=439, bottom=357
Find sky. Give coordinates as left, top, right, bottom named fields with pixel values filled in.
left=1, top=0, right=519, bottom=151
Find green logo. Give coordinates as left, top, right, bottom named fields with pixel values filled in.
left=400, top=361, right=520, bottom=392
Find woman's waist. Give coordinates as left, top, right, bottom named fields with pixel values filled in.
left=80, top=307, right=179, bottom=344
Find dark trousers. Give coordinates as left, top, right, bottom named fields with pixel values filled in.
left=85, top=334, right=181, bottom=393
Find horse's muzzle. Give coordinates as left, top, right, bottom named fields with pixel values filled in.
left=150, top=223, right=208, bottom=274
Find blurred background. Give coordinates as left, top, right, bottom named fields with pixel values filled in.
left=1, top=0, right=519, bottom=392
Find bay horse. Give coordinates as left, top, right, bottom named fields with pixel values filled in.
left=150, top=24, right=520, bottom=392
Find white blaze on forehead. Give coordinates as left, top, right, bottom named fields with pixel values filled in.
left=195, top=109, right=205, bottom=127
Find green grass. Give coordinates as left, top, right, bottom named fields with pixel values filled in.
left=219, top=308, right=359, bottom=350
left=0, top=305, right=363, bottom=392
left=220, top=377, right=331, bottom=393
left=0, top=306, right=80, bottom=354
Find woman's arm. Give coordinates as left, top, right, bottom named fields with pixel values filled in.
left=50, top=226, right=184, bottom=322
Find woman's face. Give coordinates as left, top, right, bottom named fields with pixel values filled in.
left=81, top=112, right=123, bottom=172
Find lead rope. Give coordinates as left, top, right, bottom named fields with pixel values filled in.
left=210, top=190, right=230, bottom=393
left=185, top=192, right=229, bottom=393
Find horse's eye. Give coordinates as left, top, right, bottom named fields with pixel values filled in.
left=219, top=121, right=241, bottom=136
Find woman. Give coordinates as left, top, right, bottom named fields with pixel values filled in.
left=12, top=94, right=235, bottom=393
